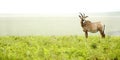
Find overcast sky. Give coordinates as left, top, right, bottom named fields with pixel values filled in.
left=0, top=0, right=119, bottom=15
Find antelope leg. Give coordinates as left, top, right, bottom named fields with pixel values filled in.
left=102, top=31, right=105, bottom=38
left=85, top=31, right=88, bottom=38
left=99, top=31, right=105, bottom=38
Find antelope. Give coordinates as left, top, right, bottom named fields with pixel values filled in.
left=78, top=13, right=105, bottom=38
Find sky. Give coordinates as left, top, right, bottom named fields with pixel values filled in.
left=0, top=0, right=120, bottom=15
left=0, top=0, right=120, bottom=35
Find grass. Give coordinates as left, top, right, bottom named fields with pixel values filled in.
left=0, top=35, right=120, bottom=60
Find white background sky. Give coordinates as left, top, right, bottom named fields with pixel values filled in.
left=0, top=0, right=120, bottom=15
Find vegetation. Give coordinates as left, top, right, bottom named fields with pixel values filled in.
left=0, top=35, right=120, bottom=60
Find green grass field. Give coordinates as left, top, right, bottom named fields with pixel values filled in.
left=0, top=36, right=120, bottom=60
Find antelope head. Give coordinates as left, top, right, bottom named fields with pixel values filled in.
left=78, top=13, right=88, bottom=21
left=78, top=13, right=88, bottom=27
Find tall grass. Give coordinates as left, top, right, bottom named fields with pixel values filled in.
left=0, top=36, right=119, bottom=60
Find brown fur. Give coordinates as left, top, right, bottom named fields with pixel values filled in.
left=79, top=13, right=105, bottom=38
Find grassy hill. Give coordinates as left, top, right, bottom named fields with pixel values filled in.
left=0, top=36, right=120, bottom=60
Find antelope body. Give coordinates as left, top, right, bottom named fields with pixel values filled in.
left=79, top=13, right=105, bottom=38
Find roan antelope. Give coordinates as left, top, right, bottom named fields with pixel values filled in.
left=78, top=13, right=105, bottom=38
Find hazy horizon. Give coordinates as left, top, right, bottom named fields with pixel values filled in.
left=0, top=11, right=120, bottom=17
left=0, top=12, right=120, bottom=36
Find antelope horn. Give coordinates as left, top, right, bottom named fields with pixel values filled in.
left=83, top=13, right=85, bottom=17
left=79, top=12, right=83, bottom=17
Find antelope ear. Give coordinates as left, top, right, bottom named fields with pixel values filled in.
left=78, top=15, right=81, bottom=18
left=85, top=16, right=88, bottom=18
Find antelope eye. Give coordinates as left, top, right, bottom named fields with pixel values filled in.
left=83, top=20, right=85, bottom=23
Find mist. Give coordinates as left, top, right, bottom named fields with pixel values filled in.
left=0, top=12, right=120, bottom=36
